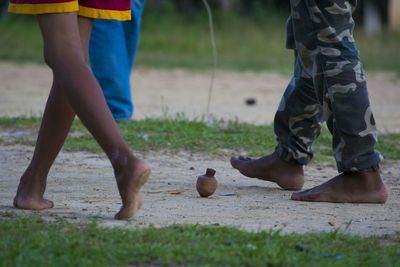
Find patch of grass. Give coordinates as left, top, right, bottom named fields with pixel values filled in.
left=0, top=116, right=39, bottom=128
left=0, top=214, right=399, bottom=267
left=0, top=116, right=399, bottom=162
left=138, top=10, right=292, bottom=72
left=0, top=16, right=43, bottom=64
left=355, top=30, right=400, bottom=72
left=1, top=11, right=400, bottom=72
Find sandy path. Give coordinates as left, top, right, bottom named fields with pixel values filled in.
left=0, top=145, right=399, bottom=236
left=0, top=62, right=399, bottom=236
left=1, top=62, right=399, bottom=132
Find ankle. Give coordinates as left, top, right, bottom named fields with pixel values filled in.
left=275, top=156, right=304, bottom=174
left=344, top=169, right=381, bottom=181
left=22, top=161, right=51, bottom=181
left=109, top=149, right=134, bottom=171
left=349, top=170, right=385, bottom=187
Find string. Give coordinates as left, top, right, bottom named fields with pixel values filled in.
left=202, top=0, right=218, bottom=122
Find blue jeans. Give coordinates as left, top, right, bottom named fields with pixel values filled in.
left=89, top=0, right=145, bottom=121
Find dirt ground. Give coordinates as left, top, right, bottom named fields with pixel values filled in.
left=0, top=62, right=399, bottom=236
left=1, top=62, right=400, bottom=132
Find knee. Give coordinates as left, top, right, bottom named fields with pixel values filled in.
left=43, top=44, right=86, bottom=72
left=43, top=45, right=55, bottom=69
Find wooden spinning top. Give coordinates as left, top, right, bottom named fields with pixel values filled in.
left=196, top=168, right=218, bottom=197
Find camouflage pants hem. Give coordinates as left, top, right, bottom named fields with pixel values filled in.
left=276, top=140, right=382, bottom=172
left=275, top=144, right=310, bottom=166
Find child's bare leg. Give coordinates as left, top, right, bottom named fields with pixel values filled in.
left=230, top=152, right=304, bottom=190
left=14, top=15, right=92, bottom=210
left=291, top=170, right=388, bottom=203
left=14, top=83, right=75, bottom=210
left=75, top=16, right=150, bottom=219
left=15, top=13, right=150, bottom=219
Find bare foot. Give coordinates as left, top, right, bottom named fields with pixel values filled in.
left=291, top=170, right=388, bottom=203
left=13, top=196, right=54, bottom=210
left=114, top=157, right=151, bottom=220
left=230, top=152, right=304, bottom=190
left=13, top=173, right=54, bottom=210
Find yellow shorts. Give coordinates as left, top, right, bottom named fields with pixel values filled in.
left=8, top=0, right=131, bottom=21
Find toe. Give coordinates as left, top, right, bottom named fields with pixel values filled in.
left=291, top=188, right=310, bottom=200
left=291, top=189, right=316, bottom=201
left=114, top=211, right=122, bottom=220
left=230, top=157, right=239, bottom=167
left=238, top=156, right=252, bottom=161
left=291, top=192, right=300, bottom=201
left=292, top=190, right=326, bottom=202
left=114, top=209, right=128, bottom=220
left=43, top=199, right=54, bottom=209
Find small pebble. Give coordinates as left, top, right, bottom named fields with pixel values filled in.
left=245, top=97, right=257, bottom=106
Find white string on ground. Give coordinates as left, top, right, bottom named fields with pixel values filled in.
left=202, top=0, right=218, bottom=122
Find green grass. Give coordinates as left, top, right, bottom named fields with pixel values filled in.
left=0, top=116, right=399, bottom=162
left=0, top=16, right=43, bottom=63
left=0, top=214, right=399, bottom=267
left=1, top=10, right=400, bottom=72
left=138, top=10, right=292, bottom=72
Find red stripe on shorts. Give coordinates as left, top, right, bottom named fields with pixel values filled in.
left=10, top=0, right=71, bottom=3
left=79, top=0, right=130, bottom=11
left=10, top=0, right=131, bottom=11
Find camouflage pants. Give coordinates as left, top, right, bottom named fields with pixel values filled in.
left=274, top=0, right=382, bottom=172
